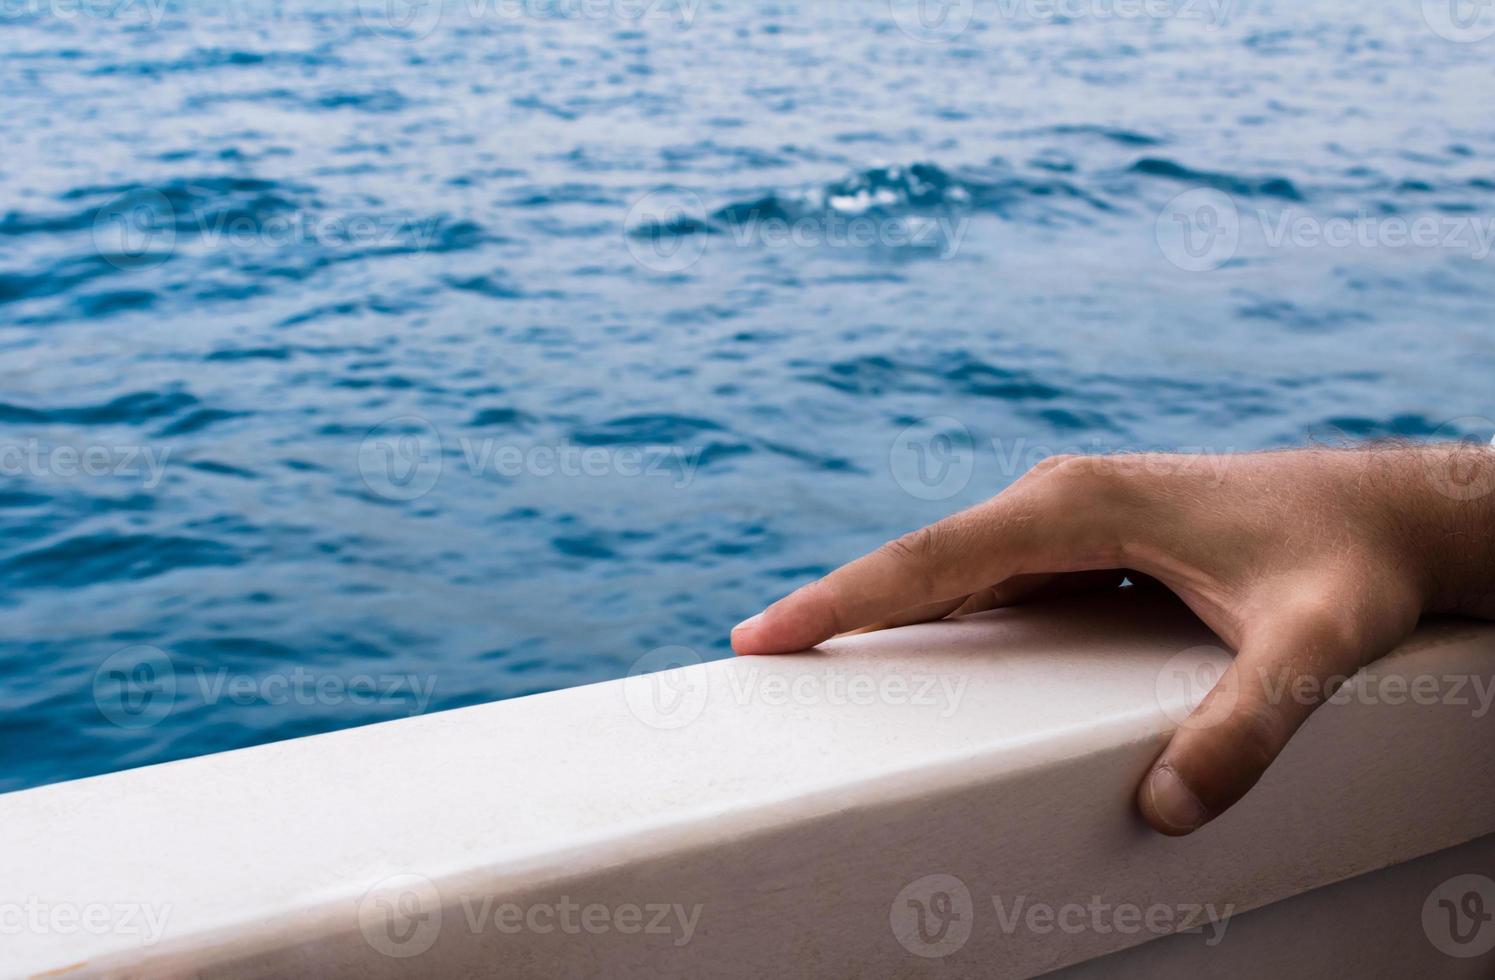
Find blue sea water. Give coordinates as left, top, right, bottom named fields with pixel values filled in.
left=2, top=0, right=1494, bottom=792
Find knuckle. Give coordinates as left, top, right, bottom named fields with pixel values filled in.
left=1042, top=454, right=1136, bottom=515
left=879, top=527, right=932, bottom=565
left=877, top=523, right=952, bottom=595
left=1028, top=453, right=1080, bottom=478
left=1285, top=595, right=1364, bottom=655
left=1048, top=453, right=1119, bottom=490
left=798, top=579, right=849, bottom=636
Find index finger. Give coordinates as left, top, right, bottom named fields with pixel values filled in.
left=731, top=459, right=1134, bottom=654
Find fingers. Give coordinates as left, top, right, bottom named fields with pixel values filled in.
left=733, top=462, right=1135, bottom=655
left=1137, top=603, right=1383, bottom=836
left=731, top=505, right=1006, bottom=654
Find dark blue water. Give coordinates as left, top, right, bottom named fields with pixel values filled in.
left=3, top=0, right=1494, bottom=791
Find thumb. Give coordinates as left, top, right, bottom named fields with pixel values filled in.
left=1138, top=606, right=1383, bottom=836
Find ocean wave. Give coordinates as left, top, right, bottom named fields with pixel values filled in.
left=1128, top=157, right=1304, bottom=200
left=1, top=532, right=241, bottom=589
left=0, top=390, right=200, bottom=427
left=631, top=161, right=1114, bottom=248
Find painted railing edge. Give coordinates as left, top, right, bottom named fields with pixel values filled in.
left=3, top=592, right=1494, bottom=978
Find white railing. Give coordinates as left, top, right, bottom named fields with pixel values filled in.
left=4, top=590, right=1494, bottom=978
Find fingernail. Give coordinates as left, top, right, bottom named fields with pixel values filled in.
left=732, top=613, right=764, bottom=635
left=1145, top=766, right=1208, bottom=835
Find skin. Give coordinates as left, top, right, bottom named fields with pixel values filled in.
left=731, top=444, right=1495, bottom=836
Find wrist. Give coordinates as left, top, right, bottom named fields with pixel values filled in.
left=1398, top=443, right=1495, bottom=618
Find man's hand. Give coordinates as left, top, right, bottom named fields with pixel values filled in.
left=731, top=445, right=1495, bottom=835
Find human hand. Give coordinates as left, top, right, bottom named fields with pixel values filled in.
left=731, top=445, right=1495, bottom=835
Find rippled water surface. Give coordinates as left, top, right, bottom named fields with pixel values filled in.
left=3, top=0, right=1494, bottom=790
